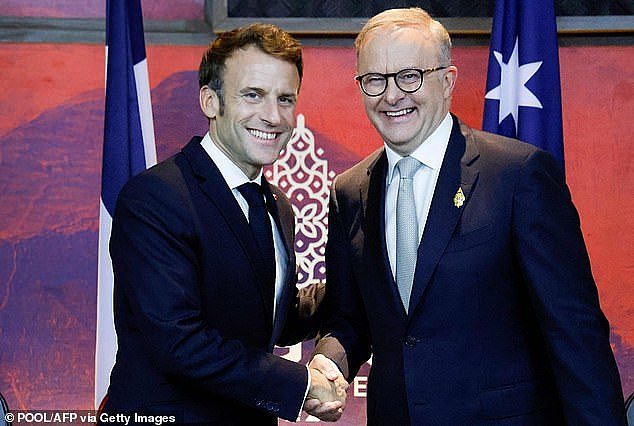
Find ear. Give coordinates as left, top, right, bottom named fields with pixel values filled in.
left=443, top=66, right=458, bottom=99
left=199, top=85, right=220, bottom=119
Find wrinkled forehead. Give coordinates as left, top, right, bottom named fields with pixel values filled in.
left=357, top=22, right=436, bottom=51
left=356, top=27, right=440, bottom=72
left=224, top=46, right=300, bottom=93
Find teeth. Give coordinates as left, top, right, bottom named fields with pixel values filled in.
left=385, top=108, right=414, bottom=117
left=249, top=129, right=277, bottom=140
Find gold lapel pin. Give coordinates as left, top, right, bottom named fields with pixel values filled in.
left=453, top=187, right=465, bottom=208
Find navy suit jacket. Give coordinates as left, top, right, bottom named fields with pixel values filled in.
left=316, top=116, right=626, bottom=425
left=104, top=137, right=316, bottom=424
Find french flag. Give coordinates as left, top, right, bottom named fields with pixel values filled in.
left=95, top=0, right=157, bottom=407
left=483, top=0, right=565, bottom=174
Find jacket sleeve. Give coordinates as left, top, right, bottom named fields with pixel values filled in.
left=313, top=177, right=373, bottom=380
left=277, top=281, right=325, bottom=347
left=512, top=149, right=626, bottom=424
left=110, top=173, right=307, bottom=421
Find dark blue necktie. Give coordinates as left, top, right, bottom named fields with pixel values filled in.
left=238, top=183, right=276, bottom=291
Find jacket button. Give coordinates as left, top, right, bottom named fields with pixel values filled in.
left=404, top=336, right=418, bottom=347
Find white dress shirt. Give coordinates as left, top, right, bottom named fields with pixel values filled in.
left=384, top=113, right=453, bottom=280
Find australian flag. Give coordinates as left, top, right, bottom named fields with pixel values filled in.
left=483, top=0, right=564, bottom=173
left=95, top=0, right=157, bottom=408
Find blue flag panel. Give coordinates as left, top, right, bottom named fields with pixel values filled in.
left=483, top=0, right=565, bottom=173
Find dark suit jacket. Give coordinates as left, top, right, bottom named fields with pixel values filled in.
left=104, top=137, right=317, bottom=425
left=316, top=116, right=626, bottom=425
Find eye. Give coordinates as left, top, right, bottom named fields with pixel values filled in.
left=363, top=74, right=385, bottom=86
left=397, top=71, right=420, bottom=83
left=278, top=95, right=296, bottom=106
left=242, top=91, right=262, bottom=102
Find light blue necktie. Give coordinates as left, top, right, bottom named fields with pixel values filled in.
left=395, top=156, right=422, bottom=313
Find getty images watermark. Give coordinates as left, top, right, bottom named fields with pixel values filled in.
left=3, top=410, right=176, bottom=425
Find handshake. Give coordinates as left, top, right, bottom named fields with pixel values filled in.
left=302, top=354, right=349, bottom=422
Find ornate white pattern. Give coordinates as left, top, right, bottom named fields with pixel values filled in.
left=265, top=114, right=332, bottom=287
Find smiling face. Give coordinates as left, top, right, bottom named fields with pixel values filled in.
left=200, top=45, right=300, bottom=179
left=357, top=27, right=457, bottom=156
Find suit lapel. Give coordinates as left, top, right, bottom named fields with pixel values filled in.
left=407, top=117, right=480, bottom=316
left=263, top=182, right=293, bottom=262
left=181, top=138, right=275, bottom=322
left=264, top=182, right=298, bottom=346
left=362, top=151, right=409, bottom=318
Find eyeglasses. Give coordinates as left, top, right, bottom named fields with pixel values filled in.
left=355, top=66, right=449, bottom=97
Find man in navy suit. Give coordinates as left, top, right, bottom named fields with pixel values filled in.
left=103, top=24, right=345, bottom=424
left=310, top=7, right=626, bottom=425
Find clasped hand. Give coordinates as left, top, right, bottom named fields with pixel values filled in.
left=303, top=354, right=348, bottom=422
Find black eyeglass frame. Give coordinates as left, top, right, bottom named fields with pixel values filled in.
left=355, top=66, right=450, bottom=97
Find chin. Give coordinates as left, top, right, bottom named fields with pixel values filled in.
left=384, top=132, right=417, bottom=147
left=376, top=119, right=414, bottom=136
left=255, top=152, right=282, bottom=166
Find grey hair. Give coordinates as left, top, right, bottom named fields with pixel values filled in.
left=355, top=7, right=452, bottom=66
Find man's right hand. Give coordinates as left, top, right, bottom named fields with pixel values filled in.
left=303, top=355, right=348, bottom=422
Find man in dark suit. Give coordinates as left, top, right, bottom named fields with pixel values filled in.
left=103, top=24, right=345, bottom=424
left=310, top=7, right=627, bottom=425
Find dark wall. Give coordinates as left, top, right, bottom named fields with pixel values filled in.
left=228, top=0, right=633, bottom=17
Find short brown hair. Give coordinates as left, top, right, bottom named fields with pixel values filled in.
left=198, top=23, right=303, bottom=106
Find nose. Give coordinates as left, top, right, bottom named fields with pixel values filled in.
left=260, top=99, right=282, bottom=126
left=382, top=76, right=406, bottom=105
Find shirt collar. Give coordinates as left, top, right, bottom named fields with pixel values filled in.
left=199, top=132, right=263, bottom=189
left=385, top=113, right=453, bottom=184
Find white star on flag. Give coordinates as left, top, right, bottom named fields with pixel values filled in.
left=485, top=37, right=543, bottom=133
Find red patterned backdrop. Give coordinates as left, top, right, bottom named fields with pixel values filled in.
left=0, top=41, right=632, bottom=424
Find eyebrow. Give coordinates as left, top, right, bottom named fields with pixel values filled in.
left=240, top=87, right=266, bottom=96
left=240, top=87, right=297, bottom=100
